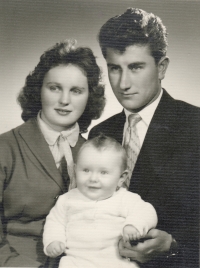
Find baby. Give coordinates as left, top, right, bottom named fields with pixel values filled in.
left=43, top=134, right=157, bottom=268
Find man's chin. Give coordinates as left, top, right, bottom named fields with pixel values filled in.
left=121, top=102, right=142, bottom=113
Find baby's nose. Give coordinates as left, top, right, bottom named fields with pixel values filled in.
left=89, top=173, right=98, bottom=182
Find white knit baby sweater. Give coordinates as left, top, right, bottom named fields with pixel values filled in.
left=43, top=188, right=157, bottom=268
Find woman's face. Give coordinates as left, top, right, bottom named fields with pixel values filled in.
left=41, top=64, right=89, bottom=131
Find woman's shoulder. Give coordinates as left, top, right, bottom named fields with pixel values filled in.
left=0, top=124, right=25, bottom=163
left=0, top=118, right=37, bottom=145
left=0, top=125, right=21, bottom=144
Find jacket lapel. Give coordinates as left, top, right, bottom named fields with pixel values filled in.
left=111, top=111, right=126, bottom=144
left=18, top=118, right=64, bottom=191
left=129, top=90, right=178, bottom=197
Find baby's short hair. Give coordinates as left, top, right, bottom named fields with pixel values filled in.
left=78, top=133, right=127, bottom=170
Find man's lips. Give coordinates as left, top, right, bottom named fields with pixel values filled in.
left=120, top=92, right=137, bottom=96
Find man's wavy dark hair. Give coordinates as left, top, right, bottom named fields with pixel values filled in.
left=99, top=8, right=168, bottom=64
left=17, top=40, right=105, bottom=133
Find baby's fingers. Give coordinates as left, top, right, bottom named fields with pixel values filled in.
left=51, top=247, right=63, bottom=258
left=48, top=250, right=59, bottom=258
left=136, top=232, right=142, bottom=240
left=130, top=233, right=138, bottom=241
left=123, top=234, right=130, bottom=243
left=59, top=242, right=66, bottom=253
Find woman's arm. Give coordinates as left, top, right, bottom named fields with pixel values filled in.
left=0, top=133, right=43, bottom=267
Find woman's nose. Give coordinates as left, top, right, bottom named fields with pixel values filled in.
left=119, top=70, right=131, bottom=91
left=59, top=91, right=70, bottom=105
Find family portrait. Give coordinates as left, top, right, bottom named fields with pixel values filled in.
left=1, top=0, right=199, bottom=267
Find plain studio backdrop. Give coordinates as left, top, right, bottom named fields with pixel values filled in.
left=1, top=0, right=200, bottom=138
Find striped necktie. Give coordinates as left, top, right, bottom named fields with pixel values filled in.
left=123, top=114, right=142, bottom=188
left=58, top=134, right=76, bottom=191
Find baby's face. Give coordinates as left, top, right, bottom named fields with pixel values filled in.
left=75, top=146, right=125, bottom=201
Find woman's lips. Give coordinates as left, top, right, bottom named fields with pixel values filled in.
left=55, top=109, right=71, bottom=115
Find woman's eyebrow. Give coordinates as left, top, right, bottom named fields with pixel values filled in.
left=45, top=82, right=62, bottom=86
left=71, top=86, right=86, bottom=90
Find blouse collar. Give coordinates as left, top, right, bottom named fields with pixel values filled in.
left=37, top=111, right=80, bottom=147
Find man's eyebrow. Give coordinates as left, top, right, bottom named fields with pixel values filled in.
left=128, top=62, right=145, bottom=67
left=107, top=62, right=145, bottom=67
left=107, top=63, right=120, bottom=67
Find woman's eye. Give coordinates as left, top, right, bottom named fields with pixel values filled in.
left=71, top=88, right=81, bottom=94
left=49, top=86, right=60, bottom=91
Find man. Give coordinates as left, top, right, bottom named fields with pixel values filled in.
left=89, top=8, right=199, bottom=268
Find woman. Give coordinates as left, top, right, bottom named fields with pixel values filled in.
left=0, top=40, right=105, bottom=267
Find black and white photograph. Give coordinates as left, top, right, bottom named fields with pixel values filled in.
left=0, top=0, right=199, bottom=267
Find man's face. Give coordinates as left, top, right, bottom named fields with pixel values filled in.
left=106, top=45, right=167, bottom=112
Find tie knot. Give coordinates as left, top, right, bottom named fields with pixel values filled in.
left=58, top=134, right=66, bottom=143
left=128, top=114, right=141, bottom=127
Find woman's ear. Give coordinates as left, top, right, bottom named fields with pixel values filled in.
left=117, top=170, right=129, bottom=188
left=158, top=56, right=170, bottom=80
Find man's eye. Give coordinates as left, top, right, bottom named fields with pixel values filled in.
left=101, top=171, right=108, bottom=175
left=130, top=65, right=142, bottom=71
left=109, top=66, right=120, bottom=73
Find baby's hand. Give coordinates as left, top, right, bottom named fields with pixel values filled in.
left=46, top=241, right=65, bottom=258
left=123, top=225, right=142, bottom=243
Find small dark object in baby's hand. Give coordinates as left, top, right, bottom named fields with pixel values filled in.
left=130, top=237, right=151, bottom=246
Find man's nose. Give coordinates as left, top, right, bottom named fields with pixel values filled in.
left=59, top=90, right=70, bottom=105
left=119, top=70, right=131, bottom=91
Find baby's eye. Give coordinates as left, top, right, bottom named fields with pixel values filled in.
left=101, top=171, right=108, bottom=175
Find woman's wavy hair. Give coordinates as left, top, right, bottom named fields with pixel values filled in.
left=17, top=40, right=105, bottom=133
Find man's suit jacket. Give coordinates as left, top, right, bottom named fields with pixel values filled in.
left=0, top=118, right=85, bottom=267
left=89, top=90, right=200, bottom=268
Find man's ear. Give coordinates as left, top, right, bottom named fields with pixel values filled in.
left=117, top=170, right=129, bottom=188
left=158, top=56, right=169, bottom=80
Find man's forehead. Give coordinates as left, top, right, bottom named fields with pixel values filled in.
left=105, top=45, right=152, bottom=64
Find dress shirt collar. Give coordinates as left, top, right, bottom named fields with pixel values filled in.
left=124, top=89, right=163, bottom=126
left=37, top=111, right=80, bottom=147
